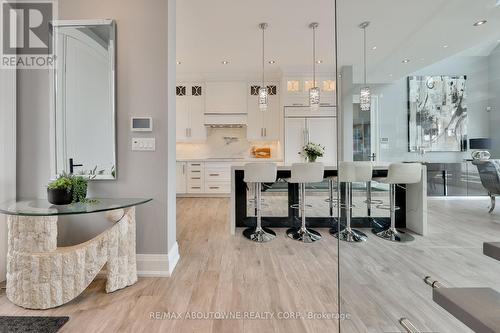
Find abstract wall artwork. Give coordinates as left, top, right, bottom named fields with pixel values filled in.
left=408, top=75, right=467, bottom=152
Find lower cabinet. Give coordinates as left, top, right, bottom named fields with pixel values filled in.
left=176, top=162, right=187, bottom=194
left=177, top=161, right=232, bottom=195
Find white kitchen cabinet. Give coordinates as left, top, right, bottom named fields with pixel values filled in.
left=307, top=117, right=337, bottom=165
left=187, top=162, right=204, bottom=193
left=284, top=116, right=337, bottom=165
left=176, top=82, right=206, bottom=142
left=205, top=81, right=247, bottom=114
left=204, top=162, right=231, bottom=193
left=176, top=162, right=187, bottom=194
left=282, top=76, right=336, bottom=107
left=284, top=118, right=307, bottom=163
left=247, top=83, right=280, bottom=141
left=177, top=161, right=232, bottom=195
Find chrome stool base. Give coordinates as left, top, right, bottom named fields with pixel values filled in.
left=243, top=227, right=277, bottom=243
left=372, top=227, right=414, bottom=242
left=286, top=227, right=322, bottom=243
left=332, top=227, right=367, bottom=242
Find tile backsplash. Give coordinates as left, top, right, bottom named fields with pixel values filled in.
left=176, top=128, right=280, bottom=159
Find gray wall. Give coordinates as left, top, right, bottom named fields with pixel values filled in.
left=489, top=44, right=500, bottom=158
left=16, top=0, right=173, bottom=254
left=357, top=55, right=491, bottom=162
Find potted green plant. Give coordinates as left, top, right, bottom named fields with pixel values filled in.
left=47, top=173, right=91, bottom=205
left=299, top=142, right=325, bottom=162
left=47, top=174, right=73, bottom=205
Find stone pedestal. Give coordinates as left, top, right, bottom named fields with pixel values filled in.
left=6, top=207, right=137, bottom=309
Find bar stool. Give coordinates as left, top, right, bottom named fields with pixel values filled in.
left=242, top=163, right=278, bottom=243
left=372, top=163, right=422, bottom=242
left=331, top=161, right=372, bottom=242
left=286, top=162, right=325, bottom=243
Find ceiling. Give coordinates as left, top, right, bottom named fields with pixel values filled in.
left=177, top=0, right=500, bottom=83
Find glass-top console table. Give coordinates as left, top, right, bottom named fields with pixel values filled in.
left=0, top=198, right=152, bottom=309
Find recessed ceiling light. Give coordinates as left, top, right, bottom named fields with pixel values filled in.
left=176, top=61, right=181, bottom=65
left=316, top=60, right=323, bottom=64
left=268, top=60, right=276, bottom=64
left=221, top=60, right=229, bottom=65
left=389, top=74, right=393, bottom=77
left=372, top=46, right=377, bottom=50
left=443, top=44, right=449, bottom=48
left=473, top=20, right=487, bottom=26
left=402, top=59, right=410, bottom=63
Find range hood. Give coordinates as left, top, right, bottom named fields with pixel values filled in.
left=204, top=113, right=247, bottom=128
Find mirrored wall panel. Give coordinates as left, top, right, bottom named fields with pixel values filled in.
left=52, top=20, right=116, bottom=179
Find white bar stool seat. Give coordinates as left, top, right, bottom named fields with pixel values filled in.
left=286, top=163, right=325, bottom=243
left=242, top=163, right=278, bottom=243
left=372, top=163, right=422, bottom=242
left=332, top=161, right=372, bottom=242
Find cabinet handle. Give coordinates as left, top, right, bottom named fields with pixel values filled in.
left=264, top=128, right=267, bottom=137
left=183, top=164, right=186, bottom=174
left=191, top=186, right=201, bottom=189
left=209, top=186, right=220, bottom=189
left=191, top=170, right=201, bottom=173
left=185, top=128, right=189, bottom=137
left=191, top=163, right=201, bottom=166
left=209, top=173, right=220, bottom=176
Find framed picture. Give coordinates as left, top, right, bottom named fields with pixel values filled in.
left=408, top=75, right=467, bottom=152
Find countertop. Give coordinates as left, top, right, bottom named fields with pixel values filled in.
left=231, top=162, right=394, bottom=170
left=176, top=157, right=284, bottom=162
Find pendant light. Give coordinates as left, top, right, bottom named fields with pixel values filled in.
left=309, top=22, right=320, bottom=110
left=258, top=23, right=268, bottom=111
left=359, top=21, right=371, bottom=112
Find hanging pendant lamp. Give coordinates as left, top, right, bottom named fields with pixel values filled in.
left=258, top=23, right=268, bottom=111
left=359, top=21, right=371, bottom=112
left=309, top=22, right=320, bottom=110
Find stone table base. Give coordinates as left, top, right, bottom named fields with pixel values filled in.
left=6, top=207, right=137, bottom=309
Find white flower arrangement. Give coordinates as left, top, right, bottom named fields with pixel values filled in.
left=299, top=142, right=325, bottom=162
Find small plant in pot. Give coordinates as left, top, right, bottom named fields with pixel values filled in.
left=47, top=173, right=92, bottom=205
left=47, top=175, right=73, bottom=205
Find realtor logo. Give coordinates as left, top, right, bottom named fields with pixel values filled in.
left=1, top=0, right=56, bottom=68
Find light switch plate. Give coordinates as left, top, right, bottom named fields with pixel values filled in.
left=132, top=138, right=155, bottom=151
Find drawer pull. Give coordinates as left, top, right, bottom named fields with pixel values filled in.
left=209, top=186, right=220, bottom=189
left=209, top=173, right=220, bottom=176
left=191, top=186, right=201, bottom=189
left=190, top=170, right=201, bottom=173
left=190, top=164, right=201, bottom=166
left=191, top=177, right=201, bottom=180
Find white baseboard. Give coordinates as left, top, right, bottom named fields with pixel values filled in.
left=168, top=241, right=180, bottom=275
left=97, top=244, right=180, bottom=278
left=136, top=253, right=170, bottom=277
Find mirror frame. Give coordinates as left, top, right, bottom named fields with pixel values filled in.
left=49, top=19, right=117, bottom=180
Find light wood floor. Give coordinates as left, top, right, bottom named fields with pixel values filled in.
left=1, top=198, right=500, bottom=332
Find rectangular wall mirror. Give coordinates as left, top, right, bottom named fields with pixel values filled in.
left=50, top=19, right=116, bottom=180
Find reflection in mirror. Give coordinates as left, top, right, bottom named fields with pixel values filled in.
left=51, top=20, right=116, bottom=180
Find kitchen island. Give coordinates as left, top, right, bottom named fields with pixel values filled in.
left=230, top=164, right=427, bottom=236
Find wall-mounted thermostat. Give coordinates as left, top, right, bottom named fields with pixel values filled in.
left=131, top=117, right=153, bottom=132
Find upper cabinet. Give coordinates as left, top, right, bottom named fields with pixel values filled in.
left=176, top=82, right=207, bottom=142
left=205, top=81, right=247, bottom=114
left=247, top=82, right=280, bottom=141
left=282, top=75, right=336, bottom=107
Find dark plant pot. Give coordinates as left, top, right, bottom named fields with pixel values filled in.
left=47, top=188, right=72, bottom=205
